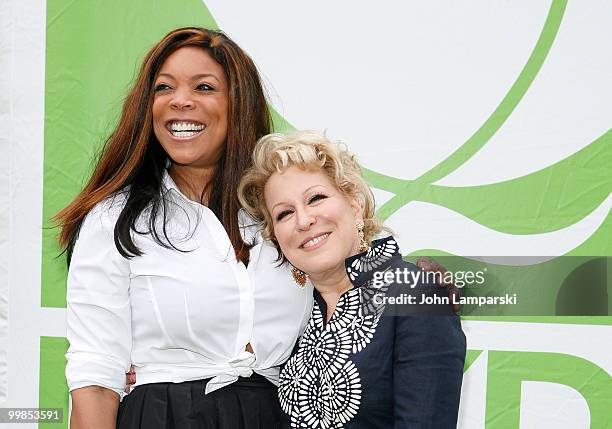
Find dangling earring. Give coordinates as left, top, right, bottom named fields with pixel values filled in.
left=291, top=266, right=308, bottom=288
left=356, top=221, right=369, bottom=252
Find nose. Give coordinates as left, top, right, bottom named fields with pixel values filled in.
left=295, top=207, right=316, bottom=231
left=170, top=87, right=194, bottom=110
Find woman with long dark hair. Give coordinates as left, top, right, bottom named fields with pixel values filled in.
left=57, top=27, right=312, bottom=428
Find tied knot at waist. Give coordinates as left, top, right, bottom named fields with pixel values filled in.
left=228, top=351, right=256, bottom=378
left=204, top=351, right=258, bottom=394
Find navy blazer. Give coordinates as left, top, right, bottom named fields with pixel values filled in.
left=278, top=236, right=466, bottom=428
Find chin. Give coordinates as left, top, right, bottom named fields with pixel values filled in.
left=167, top=149, right=203, bottom=166
left=304, top=260, right=344, bottom=278
left=171, top=156, right=198, bottom=166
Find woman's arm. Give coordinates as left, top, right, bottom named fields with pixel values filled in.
left=70, top=386, right=119, bottom=429
left=390, top=264, right=466, bottom=428
left=393, top=314, right=465, bottom=428
left=66, top=203, right=132, bottom=424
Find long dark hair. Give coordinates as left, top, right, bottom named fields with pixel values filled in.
left=55, top=27, right=271, bottom=265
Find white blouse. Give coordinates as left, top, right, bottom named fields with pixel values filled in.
left=65, top=171, right=313, bottom=398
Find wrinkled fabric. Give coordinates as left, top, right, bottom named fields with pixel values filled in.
left=66, top=169, right=312, bottom=397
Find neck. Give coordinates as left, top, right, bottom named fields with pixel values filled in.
left=169, top=164, right=216, bottom=204
left=310, top=264, right=354, bottom=320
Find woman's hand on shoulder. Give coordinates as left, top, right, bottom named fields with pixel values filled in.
left=416, top=257, right=461, bottom=313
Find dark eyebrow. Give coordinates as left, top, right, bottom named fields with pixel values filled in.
left=192, top=73, right=221, bottom=82
left=156, top=73, right=221, bottom=83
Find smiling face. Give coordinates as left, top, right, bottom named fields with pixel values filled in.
left=265, top=165, right=364, bottom=281
left=152, top=46, right=229, bottom=169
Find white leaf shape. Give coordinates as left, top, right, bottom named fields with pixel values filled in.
left=437, top=1, right=612, bottom=186
left=385, top=194, right=611, bottom=257
left=204, top=0, right=550, bottom=180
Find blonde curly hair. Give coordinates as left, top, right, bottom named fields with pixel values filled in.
left=238, top=131, right=384, bottom=261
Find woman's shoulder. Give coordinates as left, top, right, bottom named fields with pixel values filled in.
left=83, top=189, right=131, bottom=230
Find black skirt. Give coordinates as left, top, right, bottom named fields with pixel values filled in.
left=117, top=373, right=281, bottom=429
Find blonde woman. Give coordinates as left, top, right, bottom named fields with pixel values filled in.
left=239, top=131, right=466, bottom=428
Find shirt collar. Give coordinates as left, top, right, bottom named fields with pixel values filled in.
left=344, top=235, right=402, bottom=287
left=161, top=168, right=261, bottom=235
left=161, top=168, right=182, bottom=196
left=312, top=235, right=401, bottom=323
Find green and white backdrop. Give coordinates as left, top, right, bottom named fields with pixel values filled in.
left=1, top=0, right=611, bottom=428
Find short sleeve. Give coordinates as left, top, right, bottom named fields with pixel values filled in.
left=65, top=203, right=132, bottom=398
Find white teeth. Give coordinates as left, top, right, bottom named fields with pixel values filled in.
left=169, top=121, right=205, bottom=138
left=302, top=233, right=329, bottom=249
left=170, top=121, right=205, bottom=132
left=171, top=130, right=199, bottom=138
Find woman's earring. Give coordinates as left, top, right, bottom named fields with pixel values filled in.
left=291, top=266, right=308, bottom=288
left=356, top=221, right=369, bottom=252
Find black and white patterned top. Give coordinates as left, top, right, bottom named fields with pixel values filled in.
left=278, top=236, right=466, bottom=429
